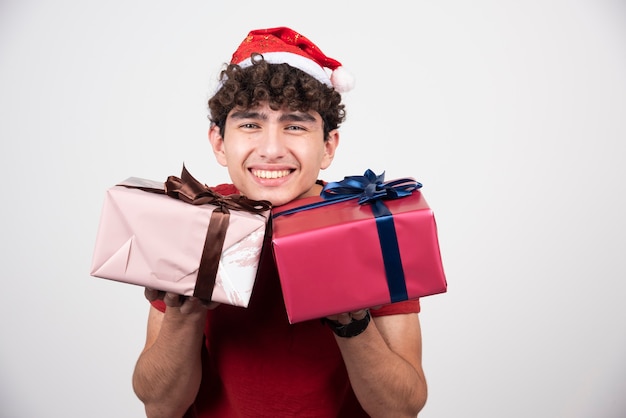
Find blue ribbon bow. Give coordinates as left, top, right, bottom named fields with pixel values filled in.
left=321, top=169, right=422, bottom=204
left=273, top=169, right=422, bottom=217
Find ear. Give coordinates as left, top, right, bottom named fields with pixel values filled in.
left=320, top=129, right=340, bottom=170
left=208, top=124, right=228, bottom=167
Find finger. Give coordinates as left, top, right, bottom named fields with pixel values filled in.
left=179, top=297, right=201, bottom=314
left=335, top=312, right=352, bottom=325
left=144, top=288, right=164, bottom=301
left=179, top=297, right=220, bottom=314
left=350, top=309, right=369, bottom=321
left=200, top=300, right=221, bottom=310
left=163, top=292, right=185, bottom=307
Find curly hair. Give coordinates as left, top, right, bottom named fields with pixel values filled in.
left=208, top=53, right=346, bottom=140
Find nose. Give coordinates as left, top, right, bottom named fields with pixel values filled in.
left=256, top=125, right=287, bottom=160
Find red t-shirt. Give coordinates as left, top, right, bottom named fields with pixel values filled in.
left=150, top=184, right=421, bottom=417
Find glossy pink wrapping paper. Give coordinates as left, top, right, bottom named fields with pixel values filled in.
left=271, top=191, right=447, bottom=323
left=90, top=177, right=269, bottom=307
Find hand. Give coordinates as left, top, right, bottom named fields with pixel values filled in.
left=325, top=304, right=382, bottom=324
left=325, top=309, right=370, bottom=325
left=144, top=288, right=220, bottom=314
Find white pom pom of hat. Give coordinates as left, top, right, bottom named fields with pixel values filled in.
left=330, top=66, right=355, bottom=93
left=231, top=27, right=355, bottom=93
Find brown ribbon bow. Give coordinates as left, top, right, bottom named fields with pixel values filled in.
left=123, top=165, right=271, bottom=301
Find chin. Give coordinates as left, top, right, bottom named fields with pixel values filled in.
left=272, top=199, right=295, bottom=207
left=242, top=184, right=315, bottom=207
left=239, top=190, right=284, bottom=207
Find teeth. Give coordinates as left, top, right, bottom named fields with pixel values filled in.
left=253, top=169, right=291, bottom=179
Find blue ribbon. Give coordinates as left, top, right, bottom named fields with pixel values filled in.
left=273, top=169, right=422, bottom=217
left=273, top=169, right=422, bottom=303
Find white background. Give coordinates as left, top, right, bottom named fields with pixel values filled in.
left=1, top=1, right=625, bottom=417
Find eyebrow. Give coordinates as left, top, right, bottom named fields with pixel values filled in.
left=229, top=110, right=265, bottom=120
left=229, top=110, right=317, bottom=123
left=278, top=112, right=317, bottom=123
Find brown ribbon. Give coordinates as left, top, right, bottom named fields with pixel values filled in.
left=121, top=165, right=271, bottom=301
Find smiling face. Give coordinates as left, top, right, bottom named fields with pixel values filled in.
left=209, top=102, right=339, bottom=207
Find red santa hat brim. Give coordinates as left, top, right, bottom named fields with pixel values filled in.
left=230, top=27, right=354, bottom=92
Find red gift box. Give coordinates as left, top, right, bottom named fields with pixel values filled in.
left=271, top=171, right=447, bottom=323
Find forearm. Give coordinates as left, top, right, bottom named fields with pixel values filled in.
left=133, top=308, right=206, bottom=418
left=335, top=319, right=427, bottom=418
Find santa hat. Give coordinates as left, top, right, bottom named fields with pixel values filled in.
left=230, top=27, right=355, bottom=93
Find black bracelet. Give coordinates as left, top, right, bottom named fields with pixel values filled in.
left=321, top=310, right=371, bottom=338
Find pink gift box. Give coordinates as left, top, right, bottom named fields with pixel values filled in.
left=90, top=175, right=270, bottom=307
left=271, top=181, right=447, bottom=323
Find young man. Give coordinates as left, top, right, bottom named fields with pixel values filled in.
left=132, top=27, right=427, bottom=418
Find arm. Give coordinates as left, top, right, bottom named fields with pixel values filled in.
left=132, top=291, right=215, bottom=418
left=329, top=311, right=427, bottom=417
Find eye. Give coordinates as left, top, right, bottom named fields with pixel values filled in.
left=240, top=123, right=259, bottom=129
left=285, top=125, right=306, bottom=131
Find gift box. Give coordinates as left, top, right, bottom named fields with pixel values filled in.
left=271, top=170, right=447, bottom=323
left=90, top=167, right=270, bottom=307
